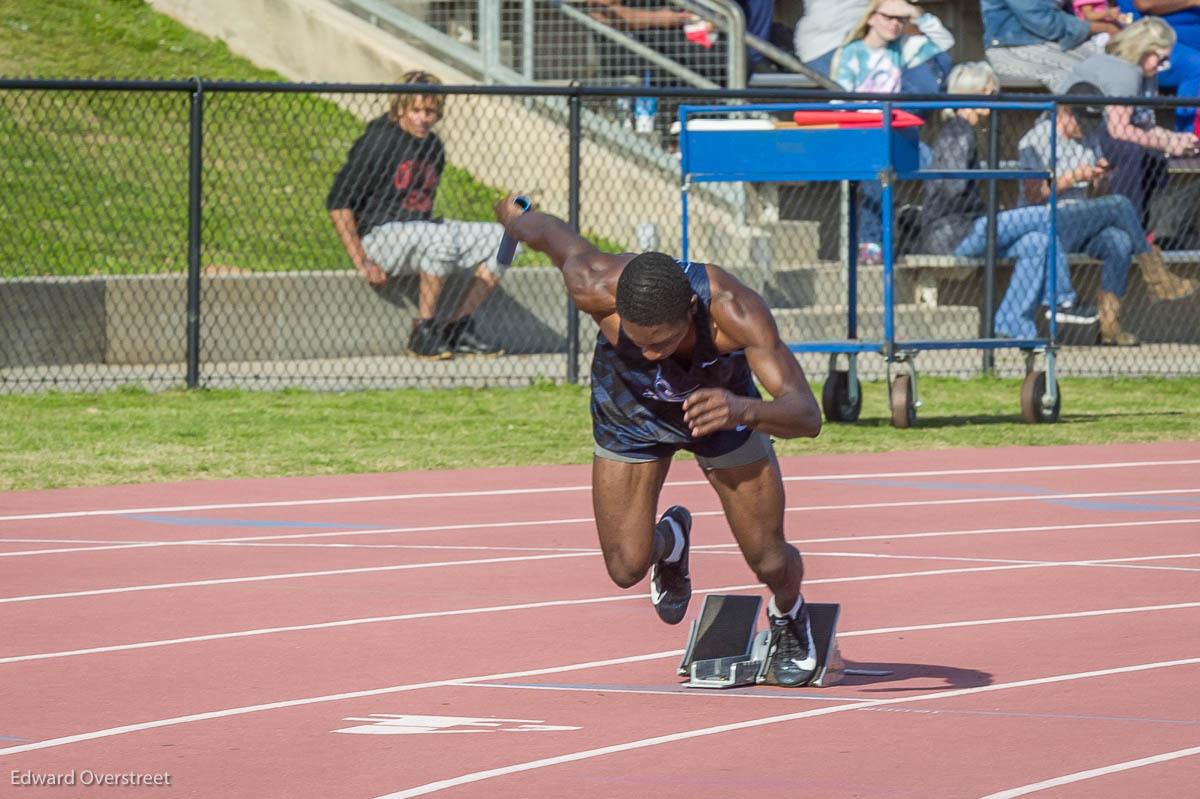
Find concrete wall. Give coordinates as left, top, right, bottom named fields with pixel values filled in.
left=0, top=270, right=583, bottom=368
left=0, top=279, right=107, bottom=366
left=6, top=261, right=1198, bottom=369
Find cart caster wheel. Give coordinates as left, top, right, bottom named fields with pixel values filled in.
left=890, top=374, right=916, bottom=429
left=1020, top=370, right=1061, bottom=423
left=822, top=370, right=862, bottom=423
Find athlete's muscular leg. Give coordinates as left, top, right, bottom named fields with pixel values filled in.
left=591, top=455, right=673, bottom=588
left=704, top=452, right=803, bottom=609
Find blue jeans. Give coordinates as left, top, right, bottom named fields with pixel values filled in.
left=737, top=0, right=774, bottom=68
left=954, top=196, right=1143, bottom=338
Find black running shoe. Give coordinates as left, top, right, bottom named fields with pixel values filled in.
left=1044, top=300, right=1099, bottom=325
left=447, top=315, right=504, bottom=357
left=407, top=319, right=452, bottom=360
left=649, top=505, right=691, bottom=625
left=763, top=600, right=818, bottom=687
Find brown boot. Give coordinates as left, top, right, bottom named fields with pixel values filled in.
left=1134, top=245, right=1199, bottom=301
left=1097, top=290, right=1139, bottom=346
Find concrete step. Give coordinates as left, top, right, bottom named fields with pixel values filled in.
left=768, top=263, right=901, bottom=308
left=692, top=220, right=822, bottom=270
left=774, top=303, right=982, bottom=343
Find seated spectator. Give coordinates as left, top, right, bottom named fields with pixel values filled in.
left=1063, top=17, right=1200, bottom=237
left=794, top=0, right=870, bottom=75
left=1018, top=82, right=1195, bottom=326
left=830, top=0, right=953, bottom=264
left=982, top=0, right=1119, bottom=91
left=921, top=62, right=1135, bottom=345
left=830, top=0, right=954, bottom=94
left=326, top=70, right=509, bottom=360
left=794, top=0, right=950, bottom=91
left=587, top=0, right=728, bottom=85
left=589, top=1, right=783, bottom=79
left=1115, top=0, right=1200, bottom=131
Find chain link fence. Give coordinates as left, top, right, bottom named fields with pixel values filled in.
left=1, top=77, right=1198, bottom=394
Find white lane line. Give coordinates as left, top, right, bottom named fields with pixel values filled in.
left=0, top=557, right=1112, bottom=606
left=808, top=488, right=1200, bottom=512
left=2, top=457, right=1196, bottom=521
left=810, top=551, right=1200, bottom=574
left=4, top=494, right=1195, bottom=563
left=798, top=517, right=1200, bottom=546
left=0, top=552, right=595, bottom=604
left=977, top=745, right=1200, bottom=798
left=1, top=638, right=1197, bottom=762
left=799, top=550, right=1200, bottom=567
left=0, top=518, right=594, bottom=557
left=0, top=539, right=597, bottom=557
left=0, top=541, right=194, bottom=557
left=2, top=516, right=1198, bottom=560
left=5, top=542, right=1199, bottom=606
left=369, top=658, right=1200, bottom=799
left=0, top=539, right=583, bottom=550
left=5, top=519, right=1198, bottom=608
left=837, top=601, right=1200, bottom=639
left=0, top=591, right=664, bottom=664
left=0, top=650, right=682, bottom=757
left=5, top=588, right=1198, bottom=674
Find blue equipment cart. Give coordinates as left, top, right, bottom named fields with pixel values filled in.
left=678, top=100, right=1066, bottom=427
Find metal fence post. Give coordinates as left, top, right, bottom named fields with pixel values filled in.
left=479, top=0, right=500, bottom=84
left=566, top=87, right=582, bottom=385
left=983, top=107, right=1001, bottom=376
left=521, top=0, right=535, bottom=81
left=186, top=77, right=204, bottom=389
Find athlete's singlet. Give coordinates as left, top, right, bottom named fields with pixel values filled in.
left=590, top=260, right=761, bottom=461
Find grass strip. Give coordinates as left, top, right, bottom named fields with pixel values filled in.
left=2, top=376, right=1197, bottom=491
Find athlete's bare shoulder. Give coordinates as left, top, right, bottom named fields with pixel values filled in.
left=564, top=250, right=634, bottom=321
left=704, top=264, right=777, bottom=353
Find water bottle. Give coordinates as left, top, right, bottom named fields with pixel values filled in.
left=634, top=70, right=657, bottom=135
left=496, top=195, right=531, bottom=266
left=615, top=94, right=633, bottom=130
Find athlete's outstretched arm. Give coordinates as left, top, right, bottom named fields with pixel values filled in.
left=683, top=266, right=821, bottom=440
left=495, top=195, right=625, bottom=319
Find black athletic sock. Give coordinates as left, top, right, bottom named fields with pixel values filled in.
left=652, top=515, right=682, bottom=564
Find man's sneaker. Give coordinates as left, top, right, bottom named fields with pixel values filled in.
left=447, top=315, right=504, bottom=357
left=1044, top=300, right=1099, bottom=325
left=762, top=599, right=818, bottom=687
left=407, top=319, right=452, bottom=360
left=649, top=505, right=691, bottom=625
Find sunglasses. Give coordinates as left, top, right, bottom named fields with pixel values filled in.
left=876, top=12, right=909, bottom=23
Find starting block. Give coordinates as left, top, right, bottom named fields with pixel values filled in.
left=677, top=594, right=848, bottom=689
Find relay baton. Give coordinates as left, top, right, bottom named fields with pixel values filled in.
left=496, top=195, right=531, bottom=266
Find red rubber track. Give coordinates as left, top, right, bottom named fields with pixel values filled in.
left=1, top=441, right=1198, bottom=797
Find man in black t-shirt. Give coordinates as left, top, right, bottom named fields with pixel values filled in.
left=327, top=70, right=507, bottom=359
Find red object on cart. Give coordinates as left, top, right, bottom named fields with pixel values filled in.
left=792, top=109, right=925, bottom=128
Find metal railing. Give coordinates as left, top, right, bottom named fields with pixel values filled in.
left=328, top=0, right=781, bottom=88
